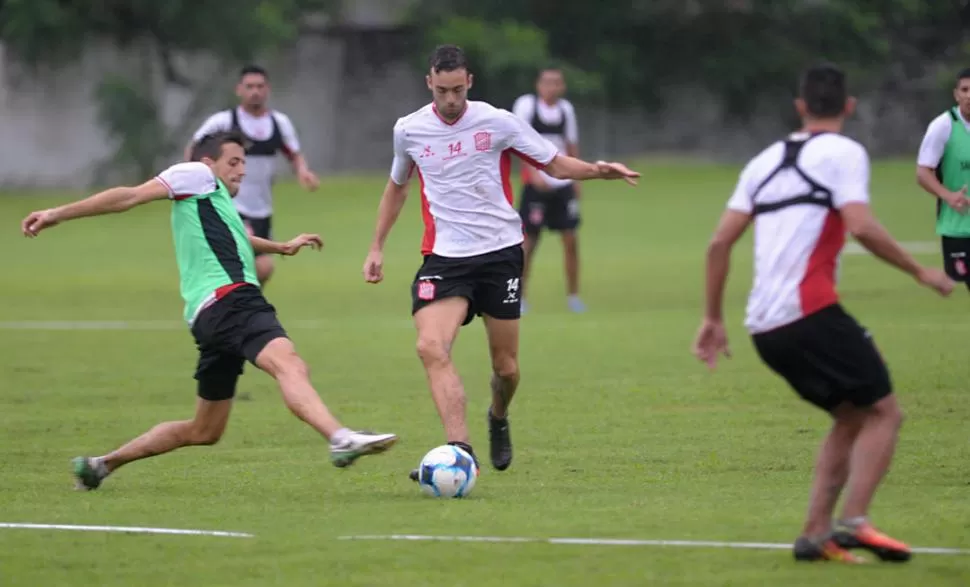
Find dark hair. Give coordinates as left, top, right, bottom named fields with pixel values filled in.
left=799, top=63, right=847, bottom=118
left=239, top=64, right=268, bottom=80
left=190, top=131, right=248, bottom=161
left=537, top=65, right=563, bottom=80
left=429, top=45, right=469, bottom=73
left=956, top=67, right=970, bottom=85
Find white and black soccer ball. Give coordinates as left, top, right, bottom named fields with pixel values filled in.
left=416, top=444, right=479, bottom=498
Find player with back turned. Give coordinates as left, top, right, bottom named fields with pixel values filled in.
left=361, top=45, right=639, bottom=479
left=692, top=63, right=953, bottom=563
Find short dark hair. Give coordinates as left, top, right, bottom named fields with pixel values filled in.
left=190, top=131, right=248, bottom=162
left=239, top=64, right=268, bottom=80
left=429, top=45, right=469, bottom=73
left=799, top=63, right=847, bottom=118
left=956, top=67, right=970, bottom=85
left=537, top=66, right=564, bottom=80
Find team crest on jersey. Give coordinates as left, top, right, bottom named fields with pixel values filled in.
left=957, top=259, right=967, bottom=276
left=417, top=280, right=436, bottom=300
left=474, top=131, right=492, bottom=152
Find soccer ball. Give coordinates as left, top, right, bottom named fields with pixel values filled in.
left=416, top=444, right=479, bottom=498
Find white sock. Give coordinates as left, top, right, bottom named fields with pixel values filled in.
left=330, top=428, right=353, bottom=445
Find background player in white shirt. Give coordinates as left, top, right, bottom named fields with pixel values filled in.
left=361, top=45, right=638, bottom=478
left=512, top=69, right=585, bottom=313
left=187, top=65, right=320, bottom=287
left=692, top=64, right=953, bottom=564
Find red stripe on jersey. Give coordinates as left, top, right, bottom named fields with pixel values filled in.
left=799, top=210, right=843, bottom=315
left=172, top=193, right=193, bottom=201
left=511, top=149, right=548, bottom=170
left=500, top=150, right=515, bottom=205
left=215, top=282, right=248, bottom=300
left=418, top=169, right=436, bottom=256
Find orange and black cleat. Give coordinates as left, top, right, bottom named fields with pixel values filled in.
left=832, top=523, right=912, bottom=562
left=793, top=536, right=868, bottom=563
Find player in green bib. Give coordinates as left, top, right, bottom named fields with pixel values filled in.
left=917, top=67, right=970, bottom=289
left=21, top=131, right=397, bottom=491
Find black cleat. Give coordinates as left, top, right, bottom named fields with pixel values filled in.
left=487, top=411, right=512, bottom=471
left=793, top=536, right=866, bottom=563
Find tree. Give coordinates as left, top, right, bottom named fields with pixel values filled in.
left=410, top=0, right=970, bottom=118
left=0, top=0, right=338, bottom=181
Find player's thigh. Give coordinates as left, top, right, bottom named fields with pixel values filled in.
left=941, top=236, right=970, bottom=281
left=414, top=297, right=470, bottom=361
left=547, top=185, right=581, bottom=232
left=412, top=254, right=477, bottom=327
left=474, top=245, right=525, bottom=321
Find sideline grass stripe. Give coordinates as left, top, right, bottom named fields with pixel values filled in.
left=338, top=534, right=968, bottom=555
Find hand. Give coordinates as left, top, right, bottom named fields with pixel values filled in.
left=298, top=168, right=320, bottom=192
left=692, top=318, right=731, bottom=370
left=916, top=266, right=955, bottom=296
left=944, top=186, right=969, bottom=214
left=281, top=233, right=323, bottom=256
left=22, top=209, right=60, bottom=237
left=595, top=161, right=640, bottom=185
left=363, top=250, right=384, bottom=283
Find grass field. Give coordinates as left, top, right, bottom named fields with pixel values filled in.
left=0, top=158, right=967, bottom=586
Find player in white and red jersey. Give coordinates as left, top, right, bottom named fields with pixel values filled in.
left=693, top=63, right=953, bottom=564
left=361, top=45, right=638, bottom=477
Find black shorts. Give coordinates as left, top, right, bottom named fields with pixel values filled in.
left=518, top=184, right=580, bottom=236
left=189, top=284, right=288, bottom=401
left=941, top=236, right=970, bottom=281
left=751, top=304, right=892, bottom=412
left=239, top=214, right=272, bottom=257
left=411, top=244, right=524, bottom=326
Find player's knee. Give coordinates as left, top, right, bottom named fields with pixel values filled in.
left=416, top=336, right=451, bottom=367
left=491, top=353, right=518, bottom=380
left=870, top=394, right=903, bottom=428
left=187, top=422, right=225, bottom=446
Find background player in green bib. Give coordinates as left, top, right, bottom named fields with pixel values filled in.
left=21, top=131, right=397, bottom=491
left=917, top=67, right=970, bottom=287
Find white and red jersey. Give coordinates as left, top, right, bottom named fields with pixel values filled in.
left=727, top=132, right=871, bottom=334
left=389, top=100, right=560, bottom=258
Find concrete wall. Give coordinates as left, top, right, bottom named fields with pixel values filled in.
left=0, top=30, right=948, bottom=189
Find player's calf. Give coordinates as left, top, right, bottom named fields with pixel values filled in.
left=255, top=337, right=398, bottom=466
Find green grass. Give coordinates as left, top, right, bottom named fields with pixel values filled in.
left=0, top=158, right=968, bottom=586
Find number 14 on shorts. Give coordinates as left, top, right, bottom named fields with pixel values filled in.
left=504, top=278, right=520, bottom=304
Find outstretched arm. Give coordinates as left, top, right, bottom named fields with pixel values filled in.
left=22, top=179, right=170, bottom=237
left=250, top=233, right=322, bottom=256
left=544, top=155, right=638, bottom=184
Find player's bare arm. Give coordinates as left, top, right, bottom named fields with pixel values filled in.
left=250, top=233, right=323, bottom=256
left=543, top=155, right=639, bottom=185
left=692, top=209, right=751, bottom=369
left=839, top=202, right=954, bottom=295
left=21, top=179, right=170, bottom=237
left=363, top=177, right=410, bottom=283
left=916, top=165, right=969, bottom=213
left=289, top=152, right=320, bottom=191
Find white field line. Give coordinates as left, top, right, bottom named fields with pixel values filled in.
left=338, top=534, right=969, bottom=556
left=0, top=522, right=253, bottom=538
